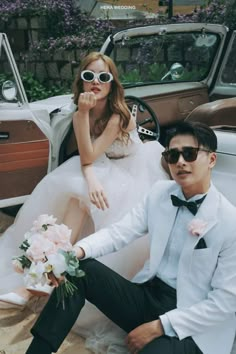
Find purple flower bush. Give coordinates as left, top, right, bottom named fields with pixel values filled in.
left=0, top=0, right=114, bottom=55
left=172, top=0, right=227, bottom=26
left=126, top=0, right=236, bottom=31
left=1, top=0, right=235, bottom=56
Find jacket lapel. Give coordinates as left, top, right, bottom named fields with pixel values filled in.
left=149, top=183, right=219, bottom=277
left=184, top=184, right=219, bottom=250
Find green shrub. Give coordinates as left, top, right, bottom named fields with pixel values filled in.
left=21, top=72, right=70, bottom=102
left=0, top=72, right=70, bottom=102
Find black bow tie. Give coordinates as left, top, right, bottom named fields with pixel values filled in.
left=171, top=194, right=206, bottom=215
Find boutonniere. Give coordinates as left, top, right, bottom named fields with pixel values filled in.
left=188, top=218, right=207, bottom=237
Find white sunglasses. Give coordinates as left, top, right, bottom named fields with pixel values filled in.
left=81, top=70, right=113, bottom=83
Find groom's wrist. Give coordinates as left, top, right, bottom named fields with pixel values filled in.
left=73, top=246, right=85, bottom=259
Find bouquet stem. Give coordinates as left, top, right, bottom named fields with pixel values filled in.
left=56, top=278, right=78, bottom=309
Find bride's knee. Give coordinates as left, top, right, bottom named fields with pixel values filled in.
left=66, top=197, right=90, bottom=215
left=67, top=197, right=80, bottom=210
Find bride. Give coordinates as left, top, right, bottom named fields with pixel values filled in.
left=0, top=52, right=169, bottom=352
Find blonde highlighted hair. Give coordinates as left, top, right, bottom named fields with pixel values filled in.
left=73, top=52, right=131, bottom=140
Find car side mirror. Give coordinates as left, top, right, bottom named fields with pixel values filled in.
left=2, top=80, right=17, bottom=101
left=161, top=62, right=184, bottom=81
left=169, top=63, right=184, bottom=80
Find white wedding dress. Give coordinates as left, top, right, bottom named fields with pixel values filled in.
left=0, top=128, right=169, bottom=353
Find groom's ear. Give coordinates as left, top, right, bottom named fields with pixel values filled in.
left=161, top=156, right=172, bottom=179
left=209, top=152, right=217, bottom=169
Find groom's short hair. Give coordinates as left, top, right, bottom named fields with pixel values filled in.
left=165, top=121, right=217, bottom=152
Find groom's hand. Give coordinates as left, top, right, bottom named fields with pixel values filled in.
left=47, top=272, right=65, bottom=288
left=126, top=319, right=164, bottom=353
left=73, top=246, right=85, bottom=259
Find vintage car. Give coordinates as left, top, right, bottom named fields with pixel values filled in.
left=0, top=23, right=236, bottom=212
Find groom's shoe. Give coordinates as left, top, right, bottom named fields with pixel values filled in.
left=0, top=292, right=27, bottom=309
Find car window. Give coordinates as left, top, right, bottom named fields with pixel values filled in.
left=109, top=31, right=220, bottom=87
left=0, top=36, right=23, bottom=105
left=220, top=33, right=236, bottom=85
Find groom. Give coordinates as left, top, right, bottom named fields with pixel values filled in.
left=26, top=121, right=236, bottom=354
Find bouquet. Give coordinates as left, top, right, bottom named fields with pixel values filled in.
left=13, top=214, right=85, bottom=308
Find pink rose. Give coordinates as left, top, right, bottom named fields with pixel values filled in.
left=31, top=214, right=57, bottom=232
left=43, top=225, right=58, bottom=243
left=188, top=219, right=207, bottom=237
left=56, top=241, right=72, bottom=252
left=26, top=235, right=56, bottom=261
left=44, top=224, right=72, bottom=250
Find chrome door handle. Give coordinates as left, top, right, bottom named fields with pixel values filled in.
left=0, top=132, right=9, bottom=139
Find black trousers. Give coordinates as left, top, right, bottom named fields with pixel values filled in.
left=31, top=259, right=203, bottom=354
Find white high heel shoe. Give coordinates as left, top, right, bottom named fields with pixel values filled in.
left=0, top=292, right=27, bottom=309
left=0, top=284, right=53, bottom=310
left=26, top=283, right=53, bottom=297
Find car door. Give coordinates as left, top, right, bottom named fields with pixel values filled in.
left=0, top=33, right=52, bottom=208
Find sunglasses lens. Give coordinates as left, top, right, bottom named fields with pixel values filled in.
left=182, top=148, right=198, bottom=162
left=81, top=71, right=94, bottom=82
left=99, top=72, right=113, bottom=83
left=162, top=148, right=199, bottom=164
left=168, top=150, right=180, bottom=164
left=162, top=150, right=178, bottom=164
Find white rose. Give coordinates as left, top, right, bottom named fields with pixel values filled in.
left=24, top=261, right=46, bottom=286
left=44, top=253, right=67, bottom=278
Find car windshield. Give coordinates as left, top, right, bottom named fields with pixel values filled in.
left=0, top=34, right=23, bottom=105
left=109, top=30, right=220, bottom=87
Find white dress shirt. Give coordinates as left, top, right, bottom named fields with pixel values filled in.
left=159, top=190, right=207, bottom=336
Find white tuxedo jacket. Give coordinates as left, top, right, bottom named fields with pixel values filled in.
left=77, top=181, right=236, bottom=354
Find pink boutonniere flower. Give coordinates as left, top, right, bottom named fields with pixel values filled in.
left=188, top=219, right=207, bottom=237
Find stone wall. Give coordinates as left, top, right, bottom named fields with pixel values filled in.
left=0, top=16, right=89, bottom=87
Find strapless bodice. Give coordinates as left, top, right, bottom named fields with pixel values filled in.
left=105, top=129, right=141, bottom=159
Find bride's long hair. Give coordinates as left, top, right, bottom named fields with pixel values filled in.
left=73, top=52, right=131, bottom=140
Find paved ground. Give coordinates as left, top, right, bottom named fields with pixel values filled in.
left=0, top=306, right=90, bottom=354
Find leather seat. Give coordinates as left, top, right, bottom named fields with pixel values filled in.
left=186, top=97, right=236, bottom=128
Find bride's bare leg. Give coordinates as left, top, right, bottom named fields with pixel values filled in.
left=63, top=197, right=92, bottom=245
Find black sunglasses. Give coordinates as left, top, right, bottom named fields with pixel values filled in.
left=162, top=147, right=211, bottom=164
left=81, top=70, right=113, bottom=83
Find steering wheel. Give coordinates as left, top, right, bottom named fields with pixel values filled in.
left=125, top=95, right=161, bottom=141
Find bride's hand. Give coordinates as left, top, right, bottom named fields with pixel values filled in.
left=78, top=92, right=97, bottom=114
left=88, top=178, right=109, bottom=210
